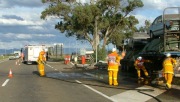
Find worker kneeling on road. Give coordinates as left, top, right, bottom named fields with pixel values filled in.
left=163, top=53, right=177, bottom=89
left=37, top=49, right=46, bottom=77
left=134, top=56, right=151, bottom=80
left=107, top=48, right=125, bottom=86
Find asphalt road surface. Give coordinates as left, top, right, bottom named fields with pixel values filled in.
left=0, top=59, right=179, bottom=102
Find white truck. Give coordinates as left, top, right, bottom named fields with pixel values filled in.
left=14, top=51, right=21, bottom=58
left=23, top=45, right=47, bottom=64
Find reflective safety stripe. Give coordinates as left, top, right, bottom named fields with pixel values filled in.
left=108, top=69, right=118, bottom=71
left=164, top=72, right=174, bottom=74
left=165, top=64, right=173, bottom=66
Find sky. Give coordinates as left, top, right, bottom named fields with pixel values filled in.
left=0, top=0, right=180, bottom=50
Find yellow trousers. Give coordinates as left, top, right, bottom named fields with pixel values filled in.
left=108, top=70, right=118, bottom=85
left=38, top=64, right=45, bottom=76
left=135, top=67, right=148, bottom=78
left=164, top=73, right=173, bottom=88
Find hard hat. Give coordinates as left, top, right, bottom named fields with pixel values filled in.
left=137, top=56, right=142, bottom=60
left=112, top=48, right=116, bottom=52
left=166, top=53, right=171, bottom=57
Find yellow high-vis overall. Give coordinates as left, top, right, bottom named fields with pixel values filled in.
left=37, top=51, right=46, bottom=77
left=163, top=57, right=177, bottom=89
left=134, top=59, right=150, bottom=79
left=107, top=51, right=121, bottom=86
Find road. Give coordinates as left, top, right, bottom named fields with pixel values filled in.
left=0, top=59, right=179, bottom=102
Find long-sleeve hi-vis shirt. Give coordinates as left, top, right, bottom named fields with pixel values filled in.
left=163, top=57, right=177, bottom=74
left=134, top=59, right=151, bottom=69
left=107, top=51, right=121, bottom=71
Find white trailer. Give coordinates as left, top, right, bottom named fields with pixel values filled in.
left=23, top=45, right=47, bottom=64
left=13, top=51, right=21, bottom=58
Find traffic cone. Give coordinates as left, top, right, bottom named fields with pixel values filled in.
left=8, top=69, right=13, bottom=78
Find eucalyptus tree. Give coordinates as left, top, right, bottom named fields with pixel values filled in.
left=41, top=0, right=143, bottom=51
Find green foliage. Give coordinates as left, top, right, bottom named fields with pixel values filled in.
left=138, top=26, right=145, bottom=32
left=92, top=46, right=107, bottom=61
left=41, top=0, right=144, bottom=51
left=144, top=20, right=151, bottom=32
left=138, top=20, right=151, bottom=32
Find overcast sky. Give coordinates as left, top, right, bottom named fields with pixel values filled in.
left=0, top=0, right=179, bottom=50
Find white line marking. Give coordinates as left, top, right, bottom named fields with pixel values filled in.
left=2, top=79, right=10, bottom=87
left=110, top=86, right=166, bottom=102
left=75, top=80, right=116, bottom=102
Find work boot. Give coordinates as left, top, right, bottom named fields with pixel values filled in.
left=113, top=83, right=118, bottom=86
left=138, top=77, right=144, bottom=80
left=165, top=84, right=171, bottom=90
left=165, top=84, right=170, bottom=90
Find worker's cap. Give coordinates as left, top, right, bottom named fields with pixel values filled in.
left=137, top=56, right=142, bottom=60
left=166, top=53, right=171, bottom=57
left=112, top=48, right=116, bottom=52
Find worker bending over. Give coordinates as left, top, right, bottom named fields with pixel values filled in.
left=163, top=53, right=177, bottom=89
left=134, top=56, right=151, bottom=80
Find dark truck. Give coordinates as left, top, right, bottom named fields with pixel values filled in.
left=140, top=7, right=180, bottom=78
left=121, top=7, right=180, bottom=80
left=120, top=33, right=150, bottom=74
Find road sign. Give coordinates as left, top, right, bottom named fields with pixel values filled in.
left=80, top=48, right=86, bottom=55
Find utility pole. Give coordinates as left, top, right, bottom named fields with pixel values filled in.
left=95, top=16, right=98, bottom=63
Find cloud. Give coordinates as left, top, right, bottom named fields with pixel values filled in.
left=2, top=33, right=56, bottom=39
left=134, top=14, right=156, bottom=28
left=2, top=15, right=24, bottom=20
left=132, top=0, right=180, bottom=28
left=0, top=18, right=43, bottom=26
left=142, top=0, right=168, bottom=11
left=0, top=0, right=44, bottom=8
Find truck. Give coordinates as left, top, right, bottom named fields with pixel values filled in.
left=120, top=33, right=150, bottom=74
left=121, top=7, right=180, bottom=82
left=23, top=45, right=48, bottom=64
left=13, top=51, right=21, bottom=58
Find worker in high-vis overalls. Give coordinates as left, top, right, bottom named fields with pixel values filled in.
left=134, top=56, right=151, bottom=80
left=107, top=48, right=124, bottom=86
left=163, top=53, right=177, bottom=89
left=37, top=49, right=46, bottom=77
